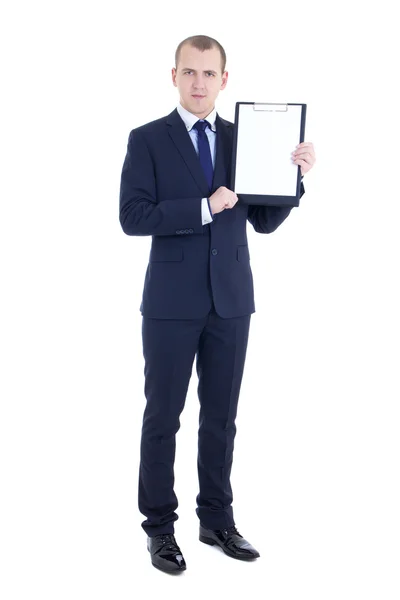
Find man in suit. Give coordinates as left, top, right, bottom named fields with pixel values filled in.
left=119, top=34, right=316, bottom=574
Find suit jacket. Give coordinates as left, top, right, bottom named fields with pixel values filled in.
left=119, top=108, right=305, bottom=319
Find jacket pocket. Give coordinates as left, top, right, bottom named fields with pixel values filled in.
left=150, top=247, right=183, bottom=262
left=237, top=245, right=250, bottom=262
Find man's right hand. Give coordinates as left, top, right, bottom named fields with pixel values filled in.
left=209, top=186, right=239, bottom=215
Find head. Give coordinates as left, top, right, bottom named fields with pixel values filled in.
left=172, top=35, right=228, bottom=119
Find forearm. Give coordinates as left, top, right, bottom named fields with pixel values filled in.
left=119, top=129, right=207, bottom=236
left=247, top=181, right=305, bottom=234
left=120, top=195, right=206, bottom=237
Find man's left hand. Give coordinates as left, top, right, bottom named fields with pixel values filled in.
left=292, top=142, right=316, bottom=176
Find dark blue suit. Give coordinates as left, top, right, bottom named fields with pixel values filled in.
left=119, top=107, right=304, bottom=536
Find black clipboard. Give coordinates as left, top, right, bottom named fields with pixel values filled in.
left=231, top=102, right=307, bottom=207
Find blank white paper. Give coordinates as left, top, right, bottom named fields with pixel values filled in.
left=234, top=103, right=303, bottom=196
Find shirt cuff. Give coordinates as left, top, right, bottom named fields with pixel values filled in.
left=201, top=197, right=213, bottom=224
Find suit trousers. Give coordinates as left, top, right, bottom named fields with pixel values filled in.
left=139, top=301, right=251, bottom=537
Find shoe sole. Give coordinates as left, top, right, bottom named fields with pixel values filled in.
left=152, top=562, right=186, bottom=574
left=199, top=534, right=260, bottom=560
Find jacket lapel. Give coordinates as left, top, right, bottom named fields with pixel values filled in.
left=166, top=109, right=209, bottom=196
left=213, top=113, right=233, bottom=192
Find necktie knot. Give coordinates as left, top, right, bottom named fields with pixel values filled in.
left=193, top=120, right=211, bottom=133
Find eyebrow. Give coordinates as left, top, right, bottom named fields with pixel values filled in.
left=181, top=68, right=217, bottom=74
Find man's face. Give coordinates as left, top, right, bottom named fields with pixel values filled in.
left=172, top=44, right=228, bottom=119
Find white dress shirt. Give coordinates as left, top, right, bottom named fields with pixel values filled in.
left=176, top=102, right=216, bottom=225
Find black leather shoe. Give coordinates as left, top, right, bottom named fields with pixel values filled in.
left=147, top=533, right=186, bottom=574
left=199, top=524, right=260, bottom=560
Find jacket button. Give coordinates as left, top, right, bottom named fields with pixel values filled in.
left=211, top=248, right=218, bottom=255
left=185, top=229, right=189, bottom=234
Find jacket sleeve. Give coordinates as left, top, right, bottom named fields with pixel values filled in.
left=246, top=181, right=305, bottom=234
left=119, top=129, right=205, bottom=236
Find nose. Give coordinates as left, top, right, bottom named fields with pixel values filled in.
left=193, top=74, right=206, bottom=89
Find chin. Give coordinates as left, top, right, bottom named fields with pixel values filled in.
left=192, top=100, right=210, bottom=111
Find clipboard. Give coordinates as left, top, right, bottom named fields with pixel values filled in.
left=231, top=102, right=307, bottom=207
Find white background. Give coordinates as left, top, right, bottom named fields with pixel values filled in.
left=1, top=0, right=399, bottom=598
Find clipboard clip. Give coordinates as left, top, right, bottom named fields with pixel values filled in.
left=253, top=103, right=288, bottom=112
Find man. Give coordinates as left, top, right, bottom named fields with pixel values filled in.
left=119, top=35, right=316, bottom=574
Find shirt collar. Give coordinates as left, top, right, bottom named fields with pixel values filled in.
left=176, top=102, right=217, bottom=132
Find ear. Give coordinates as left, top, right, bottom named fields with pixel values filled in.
left=221, top=71, right=228, bottom=90
left=171, top=67, right=177, bottom=87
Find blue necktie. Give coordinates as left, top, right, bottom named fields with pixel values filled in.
left=193, top=120, right=214, bottom=191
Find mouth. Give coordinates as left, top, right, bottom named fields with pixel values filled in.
left=192, top=95, right=205, bottom=98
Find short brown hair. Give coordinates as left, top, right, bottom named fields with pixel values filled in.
left=175, top=35, right=226, bottom=74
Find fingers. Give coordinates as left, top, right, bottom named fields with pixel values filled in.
left=294, top=142, right=315, bottom=160
left=293, top=158, right=311, bottom=176
left=219, top=187, right=238, bottom=210
left=293, top=159, right=308, bottom=167
left=293, top=151, right=313, bottom=161
left=292, top=140, right=316, bottom=174
left=224, top=198, right=238, bottom=209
